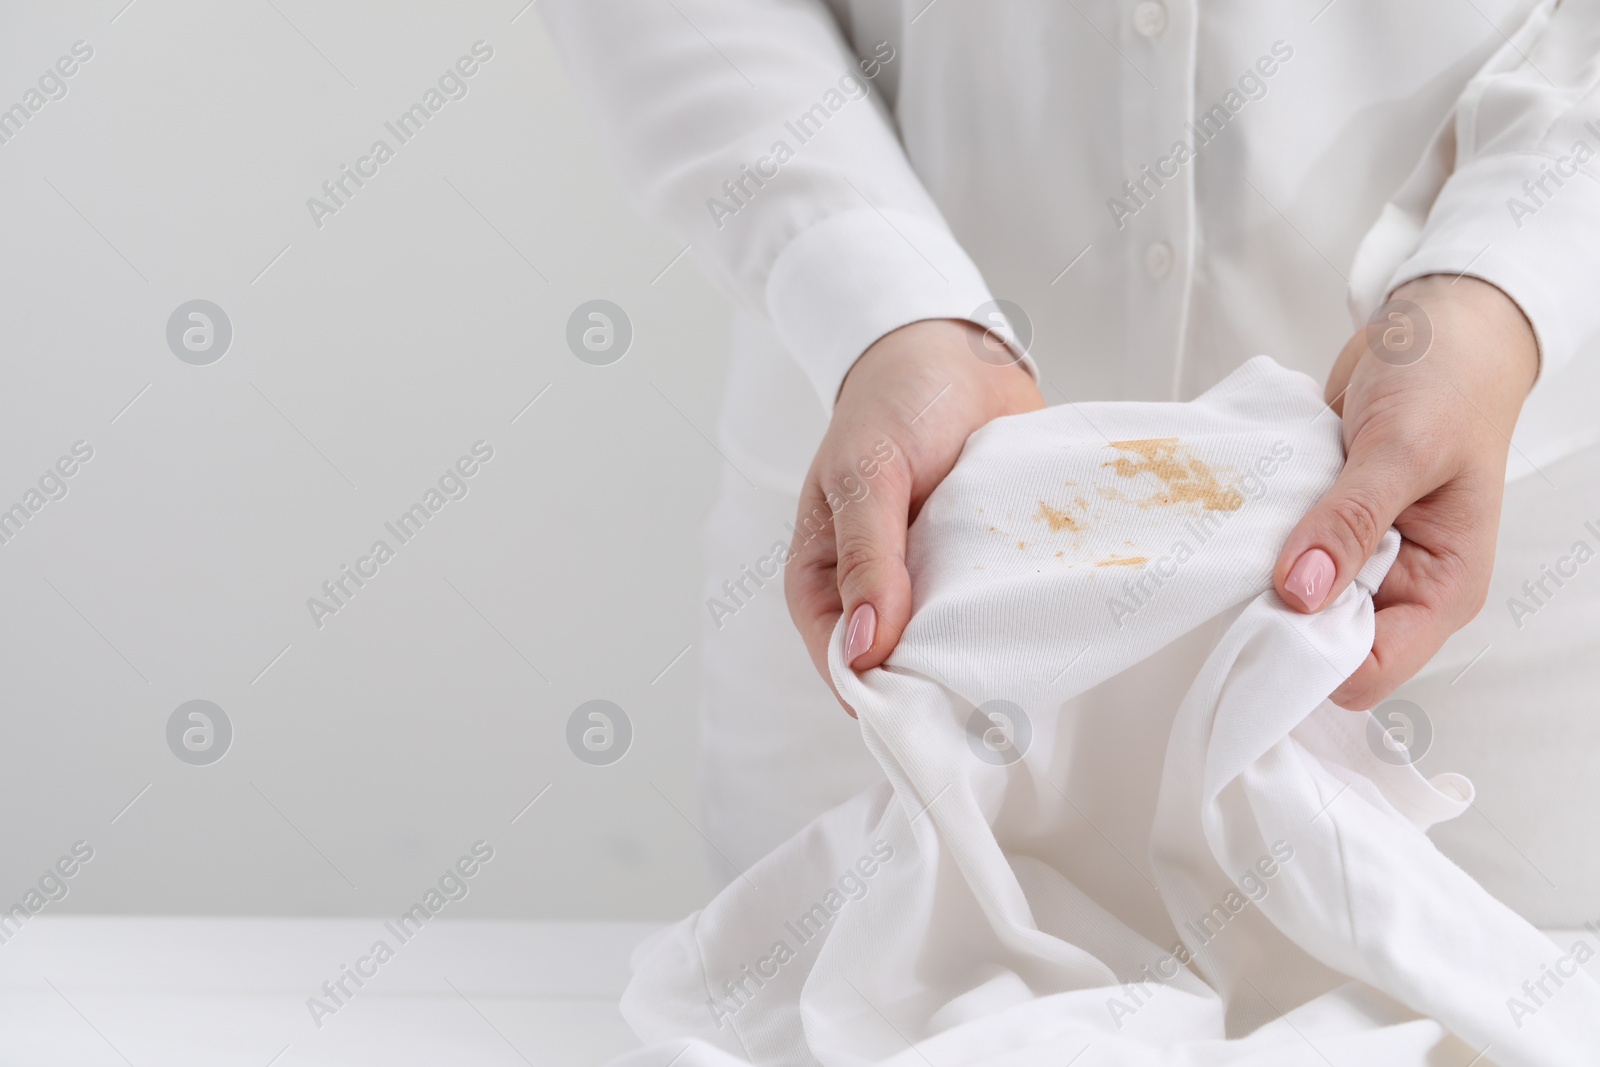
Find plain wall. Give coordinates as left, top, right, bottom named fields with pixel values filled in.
left=0, top=0, right=732, bottom=920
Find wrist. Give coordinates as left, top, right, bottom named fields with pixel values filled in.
left=1390, top=275, right=1538, bottom=400
left=840, top=318, right=1040, bottom=422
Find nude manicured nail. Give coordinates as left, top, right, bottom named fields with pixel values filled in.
left=845, top=603, right=877, bottom=664
left=1285, top=548, right=1335, bottom=611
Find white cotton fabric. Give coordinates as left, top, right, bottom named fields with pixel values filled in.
left=615, top=359, right=1600, bottom=1067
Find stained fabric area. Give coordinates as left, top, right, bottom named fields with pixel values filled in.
left=612, top=358, right=1600, bottom=1067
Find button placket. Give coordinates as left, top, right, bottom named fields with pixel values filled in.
left=1118, top=0, right=1193, bottom=400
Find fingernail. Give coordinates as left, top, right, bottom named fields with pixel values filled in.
left=1285, top=548, right=1336, bottom=611
left=845, top=603, right=876, bottom=665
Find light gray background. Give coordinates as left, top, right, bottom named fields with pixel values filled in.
left=1, top=0, right=734, bottom=919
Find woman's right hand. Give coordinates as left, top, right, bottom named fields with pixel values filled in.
left=784, top=318, right=1045, bottom=714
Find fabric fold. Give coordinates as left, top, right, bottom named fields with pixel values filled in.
left=614, top=357, right=1600, bottom=1067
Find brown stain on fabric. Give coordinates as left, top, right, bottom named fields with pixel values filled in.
left=1104, top=438, right=1244, bottom=512
left=1096, top=554, right=1148, bottom=567
left=1034, top=501, right=1084, bottom=533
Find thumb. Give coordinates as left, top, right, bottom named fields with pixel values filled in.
left=1274, top=441, right=1416, bottom=613
left=833, top=460, right=915, bottom=672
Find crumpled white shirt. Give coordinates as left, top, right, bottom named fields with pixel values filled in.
left=608, top=359, right=1600, bottom=1067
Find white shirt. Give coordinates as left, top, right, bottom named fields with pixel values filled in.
left=622, top=360, right=1600, bottom=1063
left=542, top=0, right=1600, bottom=489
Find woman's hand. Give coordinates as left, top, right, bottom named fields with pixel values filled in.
left=1273, top=274, right=1539, bottom=709
left=785, top=319, right=1045, bottom=714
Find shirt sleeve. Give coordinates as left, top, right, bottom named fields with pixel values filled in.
left=539, top=0, right=1032, bottom=411
left=1353, top=1, right=1600, bottom=388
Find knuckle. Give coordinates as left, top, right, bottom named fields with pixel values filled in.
left=833, top=531, right=885, bottom=591
left=840, top=451, right=909, bottom=506
left=813, top=437, right=910, bottom=518
left=783, top=571, right=835, bottom=635
left=783, top=549, right=830, bottom=599
left=1324, top=493, right=1386, bottom=557
left=1457, top=570, right=1492, bottom=621
left=782, top=556, right=804, bottom=605
left=1427, top=548, right=1490, bottom=621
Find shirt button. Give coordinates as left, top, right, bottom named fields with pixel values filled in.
left=1143, top=241, right=1173, bottom=280
left=1132, top=0, right=1168, bottom=38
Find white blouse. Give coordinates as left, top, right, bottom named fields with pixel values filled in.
left=542, top=0, right=1600, bottom=484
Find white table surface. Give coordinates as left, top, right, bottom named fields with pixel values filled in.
left=0, top=917, right=661, bottom=1066
left=7, top=916, right=1591, bottom=1065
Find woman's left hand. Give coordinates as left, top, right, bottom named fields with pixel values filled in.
left=1273, top=273, right=1539, bottom=710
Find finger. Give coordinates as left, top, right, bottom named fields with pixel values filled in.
left=830, top=447, right=915, bottom=673
left=1329, top=600, right=1442, bottom=710
left=1330, top=490, right=1494, bottom=707
left=1274, top=437, right=1425, bottom=614
left=783, top=476, right=851, bottom=712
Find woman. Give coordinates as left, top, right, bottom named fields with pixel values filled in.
left=542, top=0, right=1600, bottom=931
